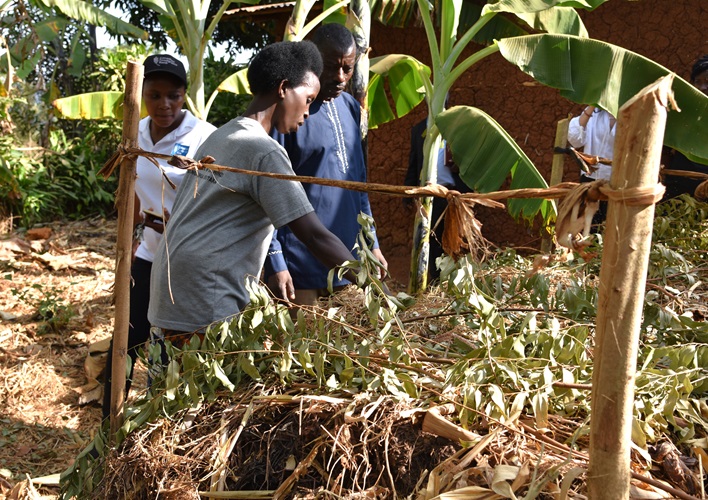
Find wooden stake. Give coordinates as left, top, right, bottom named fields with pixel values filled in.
left=550, top=117, right=571, bottom=187
left=541, top=117, right=571, bottom=253
left=588, top=75, right=675, bottom=499
left=109, top=61, right=143, bottom=439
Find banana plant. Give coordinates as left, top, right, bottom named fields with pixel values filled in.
left=0, top=0, right=147, bottom=83
left=367, top=0, right=708, bottom=293
left=217, top=0, right=344, bottom=99
left=349, top=0, right=371, bottom=133
left=53, top=0, right=355, bottom=120
left=282, top=0, right=351, bottom=41
left=52, top=0, right=262, bottom=120
left=139, top=0, right=263, bottom=118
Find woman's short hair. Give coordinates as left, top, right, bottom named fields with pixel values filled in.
left=248, top=41, right=323, bottom=95
left=691, top=55, right=708, bottom=83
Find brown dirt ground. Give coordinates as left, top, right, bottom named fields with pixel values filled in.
left=0, top=217, right=149, bottom=498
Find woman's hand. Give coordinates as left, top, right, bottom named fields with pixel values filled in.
left=143, top=209, right=170, bottom=234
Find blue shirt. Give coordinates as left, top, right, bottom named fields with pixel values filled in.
left=265, top=92, right=378, bottom=289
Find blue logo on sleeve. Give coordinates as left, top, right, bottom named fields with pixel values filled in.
left=172, top=143, right=189, bottom=156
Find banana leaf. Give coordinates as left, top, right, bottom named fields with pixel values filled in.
left=459, top=3, right=527, bottom=44
left=481, top=0, right=606, bottom=12
left=370, top=0, right=417, bottom=27
left=66, top=29, right=86, bottom=77
left=7, top=35, right=40, bottom=80
left=34, top=17, right=69, bottom=43
left=371, top=1, right=527, bottom=43
left=514, top=7, right=587, bottom=37
left=52, top=91, right=138, bottom=120
left=439, top=0, right=462, bottom=63
left=216, top=67, right=250, bottom=95
left=36, top=0, right=148, bottom=40
left=436, top=105, right=554, bottom=221
left=139, top=0, right=171, bottom=16
left=368, top=54, right=430, bottom=129
left=482, top=0, right=595, bottom=37
left=322, top=0, right=347, bottom=25
left=498, top=34, right=708, bottom=164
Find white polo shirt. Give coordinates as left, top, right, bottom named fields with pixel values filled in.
left=134, top=109, right=216, bottom=262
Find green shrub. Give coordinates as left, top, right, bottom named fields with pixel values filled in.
left=0, top=46, right=147, bottom=229
left=0, top=122, right=120, bottom=228
left=11, top=283, right=75, bottom=334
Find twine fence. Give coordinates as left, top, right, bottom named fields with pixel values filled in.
left=99, top=145, right=707, bottom=262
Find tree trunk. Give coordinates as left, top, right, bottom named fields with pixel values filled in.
left=408, top=124, right=441, bottom=293
left=109, top=61, right=143, bottom=439
left=588, top=75, right=675, bottom=498
left=284, top=0, right=317, bottom=40
left=350, top=0, right=370, bottom=113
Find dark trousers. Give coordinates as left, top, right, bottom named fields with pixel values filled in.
left=102, top=257, right=152, bottom=420
left=429, top=196, right=449, bottom=281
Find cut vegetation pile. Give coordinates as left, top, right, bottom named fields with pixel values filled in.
left=60, top=196, right=708, bottom=499
left=0, top=198, right=705, bottom=499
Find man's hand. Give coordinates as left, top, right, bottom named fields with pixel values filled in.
left=268, top=270, right=295, bottom=302
left=372, top=248, right=388, bottom=278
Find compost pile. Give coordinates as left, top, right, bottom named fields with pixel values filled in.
left=60, top=196, right=706, bottom=499
left=3, top=197, right=707, bottom=499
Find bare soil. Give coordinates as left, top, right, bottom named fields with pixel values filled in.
left=0, top=217, right=137, bottom=498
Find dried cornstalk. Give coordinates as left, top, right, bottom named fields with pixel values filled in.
left=588, top=75, right=676, bottom=499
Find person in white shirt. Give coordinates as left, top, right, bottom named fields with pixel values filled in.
left=568, top=105, right=616, bottom=181
left=102, top=54, right=216, bottom=419
left=567, top=105, right=616, bottom=225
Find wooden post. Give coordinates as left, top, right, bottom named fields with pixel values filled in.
left=109, top=61, right=143, bottom=439
left=588, top=75, right=675, bottom=498
left=541, top=117, right=571, bottom=253
left=550, top=117, right=571, bottom=187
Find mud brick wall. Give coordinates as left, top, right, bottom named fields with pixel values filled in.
left=368, top=0, right=707, bottom=284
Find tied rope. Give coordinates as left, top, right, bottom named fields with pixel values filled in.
left=598, top=183, right=666, bottom=206
left=101, top=146, right=672, bottom=259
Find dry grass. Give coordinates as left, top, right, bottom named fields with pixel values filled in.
left=0, top=217, right=146, bottom=498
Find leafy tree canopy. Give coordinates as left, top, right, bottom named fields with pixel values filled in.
left=94, top=0, right=280, bottom=56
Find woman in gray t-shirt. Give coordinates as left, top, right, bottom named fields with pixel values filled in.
left=149, top=41, right=357, bottom=334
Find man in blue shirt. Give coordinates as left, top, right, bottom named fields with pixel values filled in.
left=265, top=23, right=387, bottom=305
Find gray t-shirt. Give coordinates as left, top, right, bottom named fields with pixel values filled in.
left=148, top=117, right=313, bottom=332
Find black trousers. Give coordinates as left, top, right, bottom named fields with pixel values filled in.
left=102, top=257, right=152, bottom=420
left=428, top=196, right=449, bottom=281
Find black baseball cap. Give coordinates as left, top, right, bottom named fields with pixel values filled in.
left=143, top=54, right=188, bottom=87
